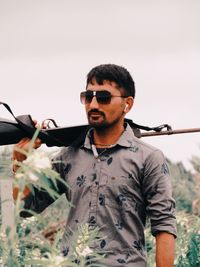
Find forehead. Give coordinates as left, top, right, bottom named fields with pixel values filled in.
left=86, top=79, right=122, bottom=93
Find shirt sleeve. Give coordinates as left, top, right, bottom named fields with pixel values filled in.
left=20, top=187, right=55, bottom=217
left=142, top=149, right=177, bottom=237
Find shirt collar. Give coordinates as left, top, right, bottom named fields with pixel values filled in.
left=83, top=123, right=137, bottom=150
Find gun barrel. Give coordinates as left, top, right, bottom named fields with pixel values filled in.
left=141, top=128, right=200, bottom=137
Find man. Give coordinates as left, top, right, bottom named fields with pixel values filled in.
left=13, top=64, right=176, bottom=266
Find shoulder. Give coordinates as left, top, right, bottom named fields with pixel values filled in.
left=125, top=124, right=164, bottom=159
left=52, top=146, right=77, bottom=162
left=133, top=135, right=161, bottom=153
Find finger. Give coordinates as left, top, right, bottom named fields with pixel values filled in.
left=16, top=137, right=41, bottom=150
left=35, top=123, right=41, bottom=129
left=32, top=119, right=42, bottom=129
left=41, top=121, right=48, bottom=129
left=33, top=138, right=42, bottom=149
left=13, top=138, right=31, bottom=154
left=32, top=119, right=38, bottom=126
left=16, top=137, right=31, bottom=147
left=13, top=137, right=40, bottom=161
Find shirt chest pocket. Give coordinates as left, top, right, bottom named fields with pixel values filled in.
left=99, top=172, right=139, bottom=211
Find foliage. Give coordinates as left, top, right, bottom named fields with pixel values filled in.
left=0, top=142, right=106, bottom=267
left=0, top=143, right=200, bottom=266
left=145, top=212, right=200, bottom=267
left=175, top=213, right=200, bottom=267
left=167, top=159, right=197, bottom=212
left=0, top=215, right=106, bottom=266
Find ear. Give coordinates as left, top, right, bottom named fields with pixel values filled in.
left=124, top=97, right=134, bottom=113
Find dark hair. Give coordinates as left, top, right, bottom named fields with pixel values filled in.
left=86, top=64, right=135, bottom=98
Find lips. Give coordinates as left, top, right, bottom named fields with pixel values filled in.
left=88, top=110, right=105, bottom=120
left=89, top=112, right=101, bottom=116
left=89, top=113, right=102, bottom=120
left=88, top=110, right=104, bottom=116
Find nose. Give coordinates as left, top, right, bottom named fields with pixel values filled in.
left=88, top=95, right=99, bottom=109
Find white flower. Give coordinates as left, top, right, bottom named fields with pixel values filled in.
left=14, top=150, right=52, bottom=184
left=0, top=229, right=6, bottom=241
left=76, top=245, right=93, bottom=257
left=54, top=255, right=65, bottom=263
left=44, top=254, right=66, bottom=267
left=24, top=150, right=51, bottom=170
left=15, top=172, right=25, bottom=180
left=75, top=224, right=93, bottom=257
left=16, top=170, right=39, bottom=182
left=27, top=171, right=39, bottom=182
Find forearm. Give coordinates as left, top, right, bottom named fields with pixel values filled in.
left=12, top=137, right=42, bottom=200
left=156, top=232, right=175, bottom=267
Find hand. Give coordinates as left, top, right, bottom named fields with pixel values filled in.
left=12, top=120, right=43, bottom=200
left=12, top=120, right=42, bottom=172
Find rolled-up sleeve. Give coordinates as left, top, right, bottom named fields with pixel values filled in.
left=142, top=150, right=177, bottom=237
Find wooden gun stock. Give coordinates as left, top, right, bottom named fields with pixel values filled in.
left=0, top=117, right=90, bottom=147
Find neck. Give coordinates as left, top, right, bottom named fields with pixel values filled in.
left=93, top=123, right=125, bottom=148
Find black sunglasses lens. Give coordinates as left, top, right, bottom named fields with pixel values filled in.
left=80, top=91, right=92, bottom=104
left=80, top=90, right=112, bottom=104
left=85, top=92, right=94, bottom=103
left=96, top=91, right=112, bottom=104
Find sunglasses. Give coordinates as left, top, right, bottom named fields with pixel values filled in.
left=80, top=90, right=128, bottom=105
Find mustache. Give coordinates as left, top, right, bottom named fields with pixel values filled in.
left=88, top=109, right=105, bottom=117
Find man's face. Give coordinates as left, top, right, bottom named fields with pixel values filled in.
left=84, top=80, right=126, bottom=128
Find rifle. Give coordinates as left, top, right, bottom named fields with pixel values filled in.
left=0, top=101, right=200, bottom=147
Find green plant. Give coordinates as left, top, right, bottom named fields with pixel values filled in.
left=0, top=132, right=107, bottom=266
left=175, top=213, right=200, bottom=267
left=1, top=140, right=200, bottom=266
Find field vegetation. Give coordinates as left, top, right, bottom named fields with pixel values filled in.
left=0, top=144, right=199, bottom=266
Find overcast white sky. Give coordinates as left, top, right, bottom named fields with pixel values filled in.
left=0, top=0, right=200, bottom=170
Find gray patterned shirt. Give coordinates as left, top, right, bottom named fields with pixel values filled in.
left=23, top=124, right=177, bottom=266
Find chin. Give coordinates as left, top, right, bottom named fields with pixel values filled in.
left=88, top=120, right=107, bottom=128
left=90, top=123, right=111, bottom=131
